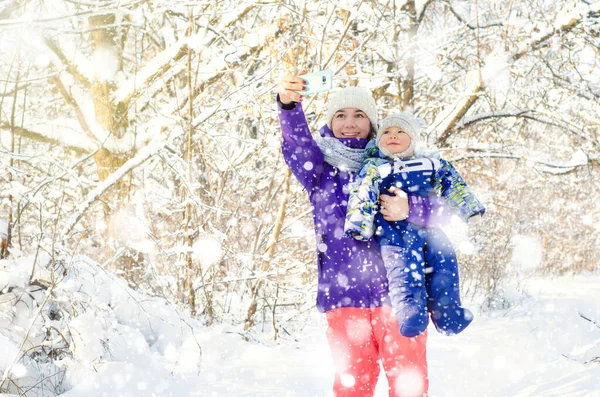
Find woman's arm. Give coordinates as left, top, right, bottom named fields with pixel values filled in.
left=277, top=76, right=325, bottom=192
left=380, top=188, right=454, bottom=228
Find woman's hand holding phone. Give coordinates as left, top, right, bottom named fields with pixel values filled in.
left=278, top=75, right=306, bottom=104
left=278, top=70, right=333, bottom=104
left=296, top=70, right=333, bottom=96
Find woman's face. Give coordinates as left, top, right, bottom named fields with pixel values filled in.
left=330, top=108, right=372, bottom=139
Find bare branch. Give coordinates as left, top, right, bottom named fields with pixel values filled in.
left=441, top=0, right=504, bottom=29
left=417, top=0, right=436, bottom=24
left=578, top=311, right=600, bottom=329
left=0, top=0, right=144, bottom=27
left=322, top=10, right=355, bottom=70
left=0, top=70, right=63, bottom=85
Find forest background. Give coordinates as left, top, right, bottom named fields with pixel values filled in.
left=1, top=0, right=599, bottom=341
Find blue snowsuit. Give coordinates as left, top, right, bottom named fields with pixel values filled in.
left=345, top=140, right=485, bottom=336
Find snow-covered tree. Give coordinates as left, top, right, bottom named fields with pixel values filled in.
left=1, top=0, right=598, bottom=333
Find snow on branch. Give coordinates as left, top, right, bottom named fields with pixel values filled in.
left=429, top=2, right=599, bottom=146
left=218, top=3, right=257, bottom=28
left=458, top=109, right=599, bottom=147
left=42, top=35, right=93, bottom=89
left=428, top=70, right=484, bottom=147
left=115, top=2, right=259, bottom=108
left=417, top=0, right=436, bottom=23
left=458, top=109, right=534, bottom=126
left=0, top=123, right=95, bottom=155
left=62, top=105, right=219, bottom=237
left=62, top=136, right=171, bottom=237
left=114, top=36, right=188, bottom=106
left=449, top=149, right=590, bottom=174
left=0, top=0, right=144, bottom=27
left=50, top=74, right=100, bottom=146
left=513, top=2, right=600, bottom=61
left=0, top=0, right=20, bottom=20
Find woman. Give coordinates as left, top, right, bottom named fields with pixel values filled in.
left=277, top=75, right=438, bottom=397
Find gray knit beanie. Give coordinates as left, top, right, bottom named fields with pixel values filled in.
left=325, top=87, right=378, bottom=130
left=376, top=112, right=421, bottom=158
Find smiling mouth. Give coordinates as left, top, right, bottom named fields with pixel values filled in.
left=342, top=132, right=360, bottom=137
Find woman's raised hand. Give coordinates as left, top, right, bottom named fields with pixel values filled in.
left=278, top=75, right=306, bottom=105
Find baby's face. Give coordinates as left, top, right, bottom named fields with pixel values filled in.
left=379, top=126, right=412, bottom=155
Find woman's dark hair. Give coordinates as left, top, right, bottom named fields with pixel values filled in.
left=367, top=126, right=377, bottom=140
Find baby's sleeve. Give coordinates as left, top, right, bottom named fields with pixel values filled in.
left=432, top=158, right=486, bottom=222
left=345, top=160, right=382, bottom=240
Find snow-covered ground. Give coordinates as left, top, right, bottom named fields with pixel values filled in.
left=1, top=254, right=599, bottom=397
left=194, top=275, right=600, bottom=397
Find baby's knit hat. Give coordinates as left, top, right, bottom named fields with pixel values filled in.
left=325, top=87, right=378, bottom=130
left=376, top=112, right=422, bottom=158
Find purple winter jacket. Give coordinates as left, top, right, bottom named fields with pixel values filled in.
left=278, top=99, right=441, bottom=313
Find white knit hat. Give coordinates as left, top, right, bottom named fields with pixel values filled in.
left=376, top=112, right=421, bottom=158
left=325, top=87, right=378, bottom=130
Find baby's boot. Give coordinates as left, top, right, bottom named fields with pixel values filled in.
left=424, top=228, right=473, bottom=336
left=427, top=268, right=473, bottom=335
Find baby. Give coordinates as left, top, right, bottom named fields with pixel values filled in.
left=345, top=112, right=485, bottom=337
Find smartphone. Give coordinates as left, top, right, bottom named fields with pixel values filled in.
left=297, top=69, right=333, bottom=96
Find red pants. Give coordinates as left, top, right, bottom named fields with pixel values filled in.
left=325, top=306, right=428, bottom=397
